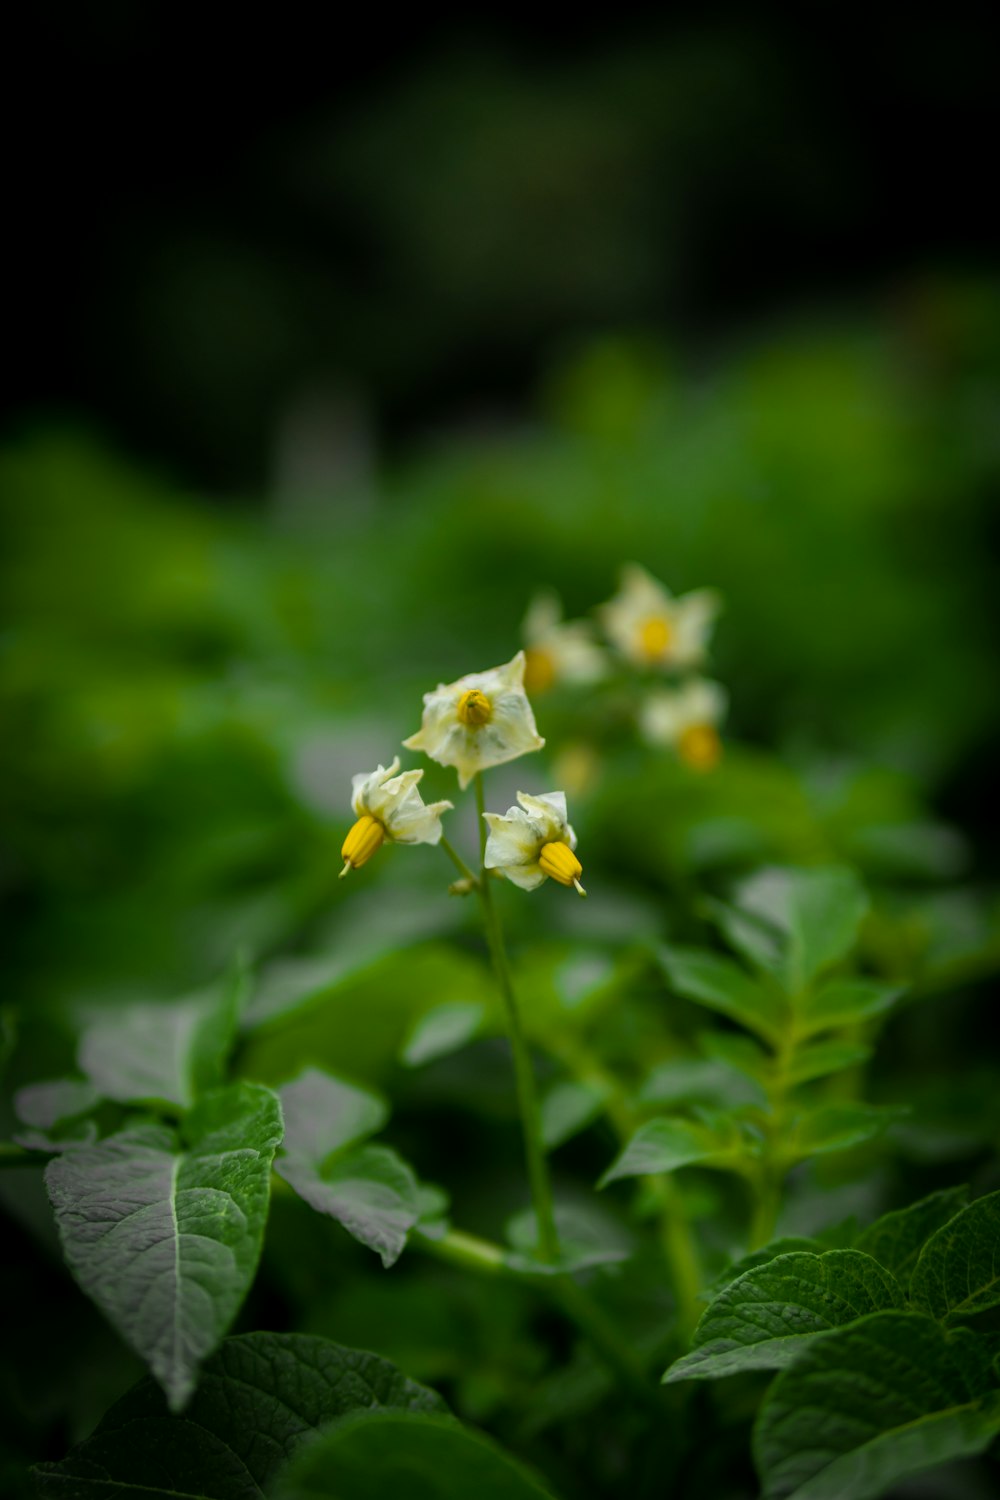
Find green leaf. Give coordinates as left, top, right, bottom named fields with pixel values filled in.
left=44, top=1082, right=282, bottom=1411
left=753, top=1311, right=1000, bottom=1500
left=401, top=1002, right=486, bottom=1067
left=638, top=1057, right=764, bottom=1109
left=910, top=1190, right=1000, bottom=1322
left=504, top=1204, right=632, bottom=1276
left=703, top=894, right=785, bottom=974
left=789, top=1103, right=904, bottom=1159
left=734, top=866, right=869, bottom=993
left=855, top=1186, right=970, bottom=1288
left=77, top=965, right=248, bottom=1110
left=33, top=1331, right=447, bottom=1499
left=14, top=1078, right=100, bottom=1129
left=698, top=1029, right=773, bottom=1087
left=599, top=1115, right=745, bottom=1188
left=278, top=1066, right=388, bottom=1157
left=706, top=1237, right=826, bottom=1294
left=658, top=946, right=785, bottom=1045
left=540, top=1079, right=609, bottom=1149
left=797, top=979, right=903, bottom=1037
left=664, top=1250, right=903, bottom=1383
left=274, top=1408, right=558, bottom=1499
left=276, top=1068, right=420, bottom=1268
left=12, top=1076, right=101, bottom=1152
left=785, top=1040, right=872, bottom=1087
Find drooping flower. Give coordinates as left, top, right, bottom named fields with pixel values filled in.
left=403, top=651, right=545, bottom=790
left=483, top=790, right=585, bottom=896
left=340, top=758, right=453, bottom=876
left=639, top=678, right=728, bottom=771
left=520, top=591, right=608, bottom=695
left=599, top=563, right=720, bottom=670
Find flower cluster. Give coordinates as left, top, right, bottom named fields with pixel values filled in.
left=517, top=564, right=727, bottom=771
left=341, top=650, right=584, bottom=895
left=340, top=562, right=727, bottom=890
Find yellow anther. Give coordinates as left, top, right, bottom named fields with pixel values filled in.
left=339, top=814, right=385, bottom=876
left=678, top=723, right=722, bottom=772
left=638, top=615, right=673, bottom=659
left=457, top=688, right=492, bottom=726
left=539, top=841, right=586, bottom=895
left=522, top=647, right=556, bottom=695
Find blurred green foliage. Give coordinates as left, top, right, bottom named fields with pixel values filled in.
left=2, top=281, right=999, bottom=1497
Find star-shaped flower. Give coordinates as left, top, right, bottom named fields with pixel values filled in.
left=599, top=564, right=720, bottom=670
left=340, top=758, right=453, bottom=876
left=403, top=651, right=545, bottom=789
left=520, top=591, right=608, bottom=695
left=483, top=790, right=585, bottom=895
left=639, top=678, right=728, bottom=770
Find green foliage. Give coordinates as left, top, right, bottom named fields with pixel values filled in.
left=276, top=1068, right=427, bottom=1268
left=275, top=1410, right=557, bottom=1500
left=753, top=1313, right=1000, bottom=1500
left=664, top=1250, right=903, bottom=1381
left=33, top=1332, right=447, bottom=1498
left=4, top=295, right=1000, bottom=1497
left=44, top=1084, right=283, bottom=1411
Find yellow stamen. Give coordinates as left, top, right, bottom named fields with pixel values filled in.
left=340, top=813, right=385, bottom=875
left=678, top=723, right=722, bottom=772
left=539, top=841, right=586, bottom=895
left=638, top=615, right=673, bottom=659
left=457, top=688, right=492, bottom=726
left=522, top=646, right=556, bottom=695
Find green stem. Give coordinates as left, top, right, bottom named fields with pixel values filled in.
left=439, top=834, right=478, bottom=886
left=749, top=1030, right=796, bottom=1249
left=552, top=1275, right=660, bottom=1410
left=415, top=1227, right=508, bottom=1276
left=414, top=1228, right=658, bottom=1409
left=475, top=773, right=560, bottom=1264
left=547, top=1033, right=703, bottom=1336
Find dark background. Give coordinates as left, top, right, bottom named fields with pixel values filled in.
left=5, top=7, right=996, bottom=488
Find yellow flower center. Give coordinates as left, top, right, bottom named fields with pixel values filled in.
left=678, top=723, right=722, bottom=772
left=638, top=615, right=673, bottom=659
left=339, top=814, right=385, bottom=876
left=457, top=688, right=492, bottom=726
left=522, top=646, right=556, bottom=695
left=539, top=841, right=586, bottom=896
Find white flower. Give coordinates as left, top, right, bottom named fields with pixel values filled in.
left=639, top=678, right=728, bottom=771
left=520, top=591, right=608, bottom=695
left=340, top=758, right=452, bottom=876
left=483, top=790, right=585, bottom=895
left=599, top=564, right=720, bottom=669
left=403, top=651, right=545, bottom=790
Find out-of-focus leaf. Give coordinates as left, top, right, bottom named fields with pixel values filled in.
left=789, top=1103, right=905, bottom=1159
left=13, top=1079, right=101, bottom=1130
left=274, top=1409, right=558, bottom=1499
left=44, top=1083, right=282, bottom=1411
left=785, top=1040, right=872, bottom=1087
left=33, top=1331, right=446, bottom=1499
left=797, top=978, right=903, bottom=1037
left=733, top=867, right=869, bottom=993
left=401, top=1002, right=487, bottom=1067
left=639, top=1058, right=764, bottom=1110
left=505, top=1204, right=632, bottom=1276
left=599, top=1115, right=746, bottom=1188
left=77, top=964, right=247, bottom=1110
left=276, top=1068, right=421, bottom=1267
left=658, top=947, right=785, bottom=1046
left=540, top=1079, right=610, bottom=1149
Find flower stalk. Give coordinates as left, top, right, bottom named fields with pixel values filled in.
left=475, top=773, right=561, bottom=1264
